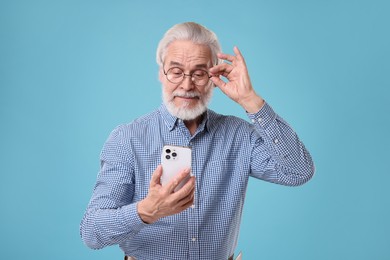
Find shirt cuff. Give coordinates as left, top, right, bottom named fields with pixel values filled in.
left=120, top=202, right=149, bottom=235
left=247, top=102, right=276, bottom=129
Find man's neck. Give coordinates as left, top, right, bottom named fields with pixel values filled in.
left=183, top=115, right=203, bottom=136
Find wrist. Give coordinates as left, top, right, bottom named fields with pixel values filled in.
left=137, top=200, right=158, bottom=224
left=240, top=93, right=265, bottom=113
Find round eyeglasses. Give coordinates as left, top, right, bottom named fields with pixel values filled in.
left=163, top=67, right=212, bottom=87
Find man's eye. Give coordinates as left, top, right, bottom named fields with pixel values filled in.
left=169, top=68, right=183, bottom=76
left=194, top=71, right=207, bottom=77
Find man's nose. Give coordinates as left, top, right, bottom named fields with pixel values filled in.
left=180, top=75, right=195, bottom=90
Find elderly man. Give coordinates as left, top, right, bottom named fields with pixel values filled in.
left=81, top=22, right=314, bottom=260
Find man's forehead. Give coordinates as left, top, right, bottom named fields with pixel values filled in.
left=164, top=40, right=212, bottom=66
left=167, top=60, right=209, bottom=69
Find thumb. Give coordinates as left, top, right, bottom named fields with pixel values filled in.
left=211, top=76, right=236, bottom=102
left=150, top=165, right=163, bottom=188
left=211, top=76, right=228, bottom=91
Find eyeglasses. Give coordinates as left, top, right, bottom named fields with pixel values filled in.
left=163, top=67, right=212, bottom=87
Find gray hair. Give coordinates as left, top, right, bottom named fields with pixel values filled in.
left=156, top=22, right=222, bottom=68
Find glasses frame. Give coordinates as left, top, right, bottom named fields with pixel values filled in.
left=163, top=66, right=212, bottom=87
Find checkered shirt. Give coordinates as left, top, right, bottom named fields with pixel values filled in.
left=80, top=102, right=314, bottom=260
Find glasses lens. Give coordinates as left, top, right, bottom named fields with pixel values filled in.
left=167, top=68, right=184, bottom=83
left=165, top=67, right=210, bottom=86
left=192, top=69, right=209, bottom=86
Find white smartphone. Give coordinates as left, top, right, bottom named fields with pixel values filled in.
left=160, top=145, right=192, bottom=192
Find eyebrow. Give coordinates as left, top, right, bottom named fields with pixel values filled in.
left=168, top=61, right=209, bottom=69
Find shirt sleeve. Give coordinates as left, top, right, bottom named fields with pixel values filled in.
left=247, top=102, right=315, bottom=186
left=80, top=126, right=148, bottom=249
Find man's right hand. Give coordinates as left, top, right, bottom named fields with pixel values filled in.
left=137, top=165, right=195, bottom=224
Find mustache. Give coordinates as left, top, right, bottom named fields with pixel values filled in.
left=173, top=91, right=201, bottom=99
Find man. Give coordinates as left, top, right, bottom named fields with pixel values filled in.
left=80, top=22, right=314, bottom=260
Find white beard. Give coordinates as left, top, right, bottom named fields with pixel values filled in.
left=162, top=86, right=213, bottom=121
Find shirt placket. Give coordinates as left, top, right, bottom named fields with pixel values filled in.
left=187, top=138, right=200, bottom=260
left=177, top=120, right=203, bottom=259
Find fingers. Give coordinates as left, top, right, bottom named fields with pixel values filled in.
left=173, top=176, right=195, bottom=207
left=174, top=175, right=195, bottom=197
left=209, top=46, right=245, bottom=78
left=143, top=167, right=195, bottom=222
left=215, top=46, right=244, bottom=64
left=177, top=191, right=195, bottom=209
left=233, top=46, right=243, bottom=60
left=218, top=52, right=235, bottom=63
left=159, top=174, right=195, bottom=215
left=209, top=63, right=232, bottom=77
left=166, top=168, right=191, bottom=194
left=150, top=165, right=163, bottom=188
left=210, top=76, right=227, bottom=89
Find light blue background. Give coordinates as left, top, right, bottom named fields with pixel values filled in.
left=1, top=0, right=389, bottom=259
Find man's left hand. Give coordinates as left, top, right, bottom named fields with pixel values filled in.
left=209, top=46, right=264, bottom=113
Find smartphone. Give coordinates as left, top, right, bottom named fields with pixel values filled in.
left=161, top=145, right=192, bottom=192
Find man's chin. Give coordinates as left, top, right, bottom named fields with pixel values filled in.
left=166, top=102, right=207, bottom=121
left=162, top=88, right=213, bottom=121
left=173, top=98, right=201, bottom=109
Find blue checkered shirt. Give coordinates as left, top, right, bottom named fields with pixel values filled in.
left=80, top=102, right=314, bottom=260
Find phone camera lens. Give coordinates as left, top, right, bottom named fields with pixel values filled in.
left=166, top=149, right=171, bottom=154
left=165, top=155, right=171, bottom=160
left=172, top=152, right=177, bottom=157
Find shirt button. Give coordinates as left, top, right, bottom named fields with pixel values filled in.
left=274, top=138, right=279, bottom=144
left=257, top=118, right=262, bottom=123
left=191, top=204, right=195, bottom=209
left=191, top=237, right=197, bottom=242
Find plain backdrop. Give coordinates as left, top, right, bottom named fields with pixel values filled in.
left=1, top=0, right=389, bottom=259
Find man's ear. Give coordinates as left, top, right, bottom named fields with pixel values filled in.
left=158, top=68, right=164, bottom=82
